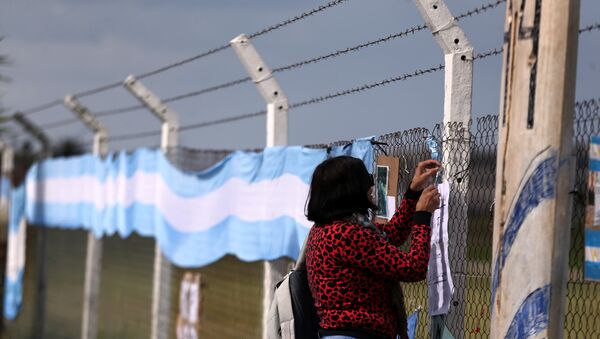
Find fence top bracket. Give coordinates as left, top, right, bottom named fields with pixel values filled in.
left=230, top=34, right=289, bottom=109
left=415, top=0, right=473, bottom=56
left=12, top=112, right=52, bottom=156
left=123, top=75, right=179, bottom=128
left=64, top=95, right=108, bottom=137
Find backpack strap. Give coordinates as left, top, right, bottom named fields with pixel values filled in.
left=294, top=236, right=309, bottom=270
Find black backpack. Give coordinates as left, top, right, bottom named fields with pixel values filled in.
left=267, top=240, right=320, bottom=339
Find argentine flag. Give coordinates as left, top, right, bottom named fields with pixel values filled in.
left=24, top=140, right=373, bottom=267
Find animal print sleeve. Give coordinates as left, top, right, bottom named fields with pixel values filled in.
left=337, top=212, right=432, bottom=282
left=377, top=188, right=422, bottom=247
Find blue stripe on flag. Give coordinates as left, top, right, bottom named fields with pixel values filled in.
left=585, top=261, right=600, bottom=281
left=27, top=201, right=309, bottom=267
left=590, top=159, right=600, bottom=172
left=586, top=229, right=600, bottom=247
left=406, top=309, right=420, bottom=339
left=3, top=270, right=24, bottom=320
left=29, top=146, right=329, bottom=195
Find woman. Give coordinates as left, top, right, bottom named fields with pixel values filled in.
left=305, top=156, right=440, bottom=339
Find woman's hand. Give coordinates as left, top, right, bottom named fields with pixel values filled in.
left=416, top=186, right=441, bottom=213
left=410, top=160, right=441, bottom=191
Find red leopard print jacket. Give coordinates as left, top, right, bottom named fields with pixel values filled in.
left=305, top=189, right=432, bottom=339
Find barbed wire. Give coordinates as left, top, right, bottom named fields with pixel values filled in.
left=272, top=24, right=428, bottom=74
left=579, top=22, right=600, bottom=34
left=180, top=109, right=267, bottom=132
left=96, top=104, right=146, bottom=118
left=20, top=99, right=64, bottom=117
left=88, top=0, right=507, bottom=118
left=455, top=0, right=506, bottom=21
left=111, top=129, right=161, bottom=142
left=247, top=0, right=349, bottom=39
left=41, top=117, right=80, bottom=130
left=115, top=46, right=503, bottom=140
left=290, top=64, right=445, bottom=109
left=473, top=47, right=504, bottom=60
left=163, top=77, right=253, bottom=103
left=18, top=0, right=349, bottom=115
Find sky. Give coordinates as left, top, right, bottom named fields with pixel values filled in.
left=0, top=0, right=598, bottom=152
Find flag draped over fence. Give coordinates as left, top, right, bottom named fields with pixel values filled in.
left=4, top=184, right=26, bottom=320
left=23, top=139, right=373, bottom=267
left=3, top=139, right=373, bottom=320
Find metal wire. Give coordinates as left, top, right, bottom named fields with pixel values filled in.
left=137, top=44, right=232, bottom=80
left=473, top=47, right=504, bottom=60
left=163, top=77, right=253, bottom=103
left=272, top=24, right=428, bottom=73
left=290, top=64, right=445, bottom=109
left=82, top=1, right=507, bottom=118
left=247, top=0, right=349, bottom=39
left=41, top=117, right=80, bottom=130
left=96, top=104, right=146, bottom=118
left=169, top=47, right=503, bottom=134
left=179, top=109, right=267, bottom=132
left=111, top=129, right=161, bottom=142
left=20, top=99, right=64, bottom=117
left=579, top=22, right=600, bottom=34
left=454, top=0, right=506, bottom=21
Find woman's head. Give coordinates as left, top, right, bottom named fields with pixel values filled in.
left=306, top=156, right=377, bottom=224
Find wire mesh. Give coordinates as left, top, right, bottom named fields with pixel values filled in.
left=4, top=99, right=600, bottom=339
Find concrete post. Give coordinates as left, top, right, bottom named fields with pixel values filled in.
left=230, top=34, right=289, bottom=339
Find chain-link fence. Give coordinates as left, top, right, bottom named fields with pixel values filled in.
left=3, top=98, right=599, bottom=339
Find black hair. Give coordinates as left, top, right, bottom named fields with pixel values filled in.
left=306, top=156, right=377, bottom=224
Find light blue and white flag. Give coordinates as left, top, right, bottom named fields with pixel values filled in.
left=406, top=309, right=420, bottom=339
left=585, top=135, right=600, bottom=281
left=4, top=184, right=26, bottom=320
left=24, top=140, right=373, bottom=268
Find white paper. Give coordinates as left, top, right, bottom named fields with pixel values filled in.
left=427, top=181, right=453, bottom=316
left=386, top=196, right=396, bottom=220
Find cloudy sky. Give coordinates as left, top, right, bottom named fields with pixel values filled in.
left=0, top=0, right=598, bottom=152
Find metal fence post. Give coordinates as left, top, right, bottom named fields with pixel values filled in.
left=64, top=95, right=108, bottom=339
left=415, top=1, right=473, bottom=337
left=230, top=34, right=289, bottom=339
left=123, top=76, right=178, bottom=339
left=12, top=112, right=52, bottom=339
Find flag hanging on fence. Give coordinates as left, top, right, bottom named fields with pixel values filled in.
left=23, top=139, right=373, bottom=267
left=405, top=308, right=420, bottom=339
left=585, top=135, right=600, bottom=281
left=4, top=184, right=26, bottom=320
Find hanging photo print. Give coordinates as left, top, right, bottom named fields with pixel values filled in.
left=374, top=156, right=399, bottom=224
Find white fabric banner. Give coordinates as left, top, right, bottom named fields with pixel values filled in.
left=427, top=181, right=453, bottom=316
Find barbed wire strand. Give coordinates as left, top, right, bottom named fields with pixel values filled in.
left=579, top=22, right=600, bottom=34
left=111, top=129, right=161, bottom=142
left=20, top=0, right=350, bottom=114
left=20, top=99, right=64, bottom=117
left=247, top=0, right=349, bottom=39
left=89, top=0, right=507, bottom=118
left=180, top=109, right=267, bottom=132
left=112, top=47, right=503, bottom=141
left=454, top=0, right=506, bottom=21
left=41, top=117, right=80, bottom=130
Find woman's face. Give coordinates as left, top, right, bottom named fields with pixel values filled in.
left=367, top=184, right=376, bottom=205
